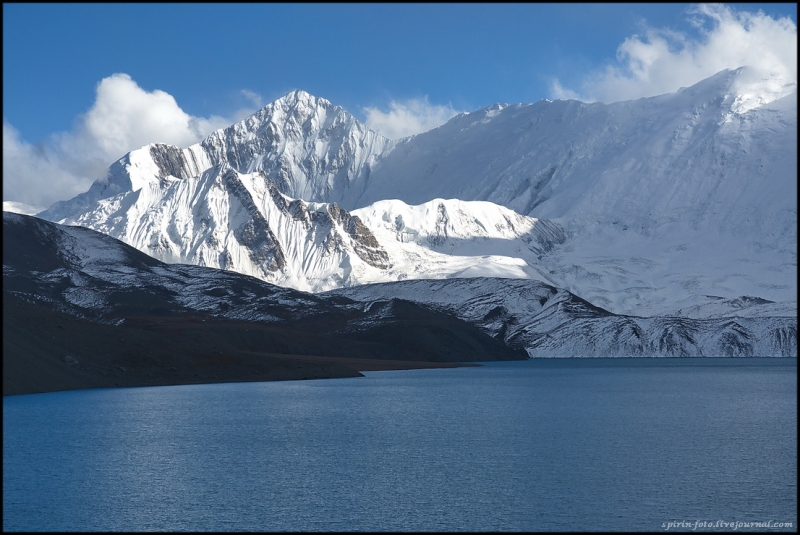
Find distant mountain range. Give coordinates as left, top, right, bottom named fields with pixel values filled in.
left=4, top=66, right=795, bottom=370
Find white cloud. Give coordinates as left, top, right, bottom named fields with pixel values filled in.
left=240, top=89, right=263, bottom=109
left=549, top=80, right=583, bottom=101
left=225, top=89, right=266, bottom=124
left=551, top=3, right=797, bottom=104
left=3, top=73, right=260, bottom=210
left=2, top=120, right=86, bottom=210
left=56, top=73, right=232, bottom=170
left=363, top=97, right=463, bottom=139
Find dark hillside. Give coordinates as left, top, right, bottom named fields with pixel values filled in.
left=4, top=213, right=524, bottom=396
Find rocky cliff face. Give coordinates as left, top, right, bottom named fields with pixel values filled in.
left=42, top=162, right=401, bottom=291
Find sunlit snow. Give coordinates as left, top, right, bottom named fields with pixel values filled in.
left=35, top=68, right=796, bottom=319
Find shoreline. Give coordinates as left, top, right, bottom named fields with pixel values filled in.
left=3, top=355, right=480, bottom=397
left=3, top=295, right=503, bottom=397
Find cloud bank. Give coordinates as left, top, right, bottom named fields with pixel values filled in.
left=551, top=3, right=797, bottom=103
left=3, top=120, right=86, bottom=211
left=3, top=74, right=261, bottom=210
left=363, top=97, right=463, bottom=140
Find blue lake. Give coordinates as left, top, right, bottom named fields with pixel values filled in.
left=3, top=358, right=797, bottom=532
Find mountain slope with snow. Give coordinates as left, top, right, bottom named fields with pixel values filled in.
left=36, top=67, right=796, bottom=319
left=329, top=278, right=797, bottom=357
left=37, top=161, right=564, bottom=292
left=352, top=68, right=796, bottom=314
left=40, top=162, right=392, bottom=292
left=358, top=69, right=796, bottom=230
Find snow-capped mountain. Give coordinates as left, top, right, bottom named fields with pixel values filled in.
left=356, top=68, right=796, bottom=227
left=35, top=160, right=564, bottom=292
left=41, top=90, right=393, bottom=222
left=349, top=67, right=796, bottom=315
left=38, top=162, right=394, bottom=292
left=37, top=67, right=796, bottom=321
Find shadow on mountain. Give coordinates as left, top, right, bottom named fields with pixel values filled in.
left=3, top=212, right=525, bottom=396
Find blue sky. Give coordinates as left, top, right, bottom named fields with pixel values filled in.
left=3, top=3, right=797, bottom=209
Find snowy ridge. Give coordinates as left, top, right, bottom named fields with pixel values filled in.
left=352, top=198, right=565, bottom=281
left=329, top=278, right=797, bottom=357
left=728, top=66, right=797, bottom=114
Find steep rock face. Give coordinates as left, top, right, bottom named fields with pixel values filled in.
left=221, top=169, right=286, bottom=274
left=325, top=202, right=391, bottom=269
left=44, top=164, right=395, bottom=292
left=149, top=143, right=205, bottom=181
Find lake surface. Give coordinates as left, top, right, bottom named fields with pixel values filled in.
left=3, top=358, right=797, bottom=532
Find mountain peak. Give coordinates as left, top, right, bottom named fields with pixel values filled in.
left=677, top=66, right=798, bottom=114
left=728, top=65, right=797, bottom=114
left=274, top=89, right=332, bottom=110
